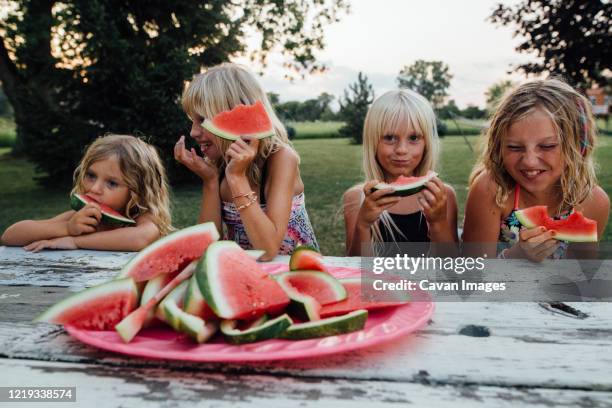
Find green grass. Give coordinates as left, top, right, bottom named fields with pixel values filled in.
left=288, top=121, right=344, bottom=139
left=0, top=117, right=16, bottom=147
left=1, top=135, right=611, bottom=256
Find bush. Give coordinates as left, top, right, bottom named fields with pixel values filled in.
left=436, top=118, right=447, bottom=137
left=338, top=73, right=374, bottom=144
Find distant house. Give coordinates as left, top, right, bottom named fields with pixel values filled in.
left=586, top=87, right=610, bottom=117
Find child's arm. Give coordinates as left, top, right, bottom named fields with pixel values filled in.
left=462, top=173, right=503, bottom=257
left=2, top=211, right=75, bottom=246
left=24, top=214, right=160, bottom=252
left=582, top=186, right=610, bottom=240
left=225, top=141, right=297, bottom=260
left=344, top=182, right=400, bottom=256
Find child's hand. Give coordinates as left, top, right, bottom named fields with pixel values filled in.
left=357, top=181, right=401, bottom=227
left=67, top=204, right=101, bottom=236
left=225, top=136, right=259, bottom=178
left=174, top=135, right=218, bottom=182
left=418, top=177, right=448, bottom=224
left=513, top=226, right=560, bottom=262
left=24, top=236, right=78, bottom=252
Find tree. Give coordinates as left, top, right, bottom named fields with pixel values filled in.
left=0, top=0, right=348, bottom=185
left=338, top=72, right=374, bottom=144
left=489, top=1, right=611, bottom=89
left=437, top=99, right=461, bottom=120
left=485, top=80, right=516, bottom=114
left=397, top=60, right=453, bottom=109
left=461, top=105, right=487, bottom=120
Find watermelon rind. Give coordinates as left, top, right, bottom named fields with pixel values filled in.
left=220, top=314, right=292, bottom=344
left=514, top=207, right=543, bottom=229
left=116, top=222, right=219, bottom=281
left=157, top=280, right=218, bottom=343
left=183, top=274, right=215, bottom=320
left=280, top=309, right=368, bottom=340
left=372, top=171, right=438, bottom=197
left=34, top=278, right=139, bottom=329
left=289, top=246, right=325, bottom=272
left=245, top=249, right=266, bottom=260
left=276, top=271, right=347, bottom=304
left=275, top=273, right=323, bottom=321
left=70, top=193, right=135, bottom=226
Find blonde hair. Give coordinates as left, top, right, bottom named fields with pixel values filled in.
left=181, top=63, right=294, bottom=187
left=360, top=89, right=440, bottom=245
left=469, top=77, right=598, bottom=214
left=71, top=135, right=174, bottom=236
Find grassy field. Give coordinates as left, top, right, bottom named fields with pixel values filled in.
left=0, top=117, right=16, bottom=147
left=288, top=121, right=344, bottom=139
left=1, top=135, right=610, bottom=256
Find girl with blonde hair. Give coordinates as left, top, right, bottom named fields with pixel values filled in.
left=2, top=135, right=172, bottom=251
left=343, top=89, right=458, bottom=256
left=463, top=78, right=609, bottom=260
left=175, top=63, right=318, bottom=259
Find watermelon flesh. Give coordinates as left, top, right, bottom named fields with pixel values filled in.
left=320, top=278, right=409, bottom=318
left=289, top=246, right=326, bottom=272
left=70, top=193, right=135, bottom=226
left=197, top=241, right=290, bottom=320
left=35, top=278, right=139, bottom=330
left=514, top=205, right=597, bottom=242
left=117, top=222, right=219, bottom=282
left=202, top=100, right=274, bottom=141
left=373, top=170, right=437, bottom=197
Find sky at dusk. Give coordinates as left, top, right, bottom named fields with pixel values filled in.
left=236, top=0, right=537, bottom=109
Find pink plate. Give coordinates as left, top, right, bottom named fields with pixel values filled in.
left=66, top=264, right=434, bottom=362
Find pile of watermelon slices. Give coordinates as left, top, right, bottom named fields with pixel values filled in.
left=35, top=227, right=409, bottom=345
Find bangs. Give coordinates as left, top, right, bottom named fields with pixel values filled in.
left=377, top=99, right=422, bottom=139
left=181, top=80, right=207, bottom=120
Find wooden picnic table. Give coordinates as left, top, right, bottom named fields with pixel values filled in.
left=0, top=245, right=611, bottom=407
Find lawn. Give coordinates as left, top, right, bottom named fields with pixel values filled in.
left=288, top=121, right=344, bottom=139
left=2, top=134, right=610, bottom=256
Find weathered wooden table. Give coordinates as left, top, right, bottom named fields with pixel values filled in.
left=1, top=246, right=611, bottom=407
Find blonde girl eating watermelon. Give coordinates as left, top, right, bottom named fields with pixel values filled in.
left=1, top=135, right=172, bottom=251
left=463, top=78, right=609, bottom=261
left=343, top=89, right=458, bottom=256
left=175, top=63, right=318, bottom=260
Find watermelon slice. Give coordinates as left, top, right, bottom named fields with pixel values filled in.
left=70, top=193, right=135, bottom=226
left=196, top=241, right=290, bottom=320
left=289, top=246, right=326, bottom=272
left=280, top=309, right=368, bottom=340
left=35, top=278, right=139, bottom=330
left=372, top=170, right=438, bottom=197
left=115, top=261, right=197, bottom=343
left=156, top=280, right=218, bottom=343
left=202, top=101, right=274, bottom=141
left=514, top=205, right=598, bottom=242
left=319, top=278, right=409, bottom=318
left=117, top=222, right=219, bottom=282
left=276, top=271, right=347, bottom=305
left=140, top=272, right=177, bottom=326
left=220, top=314, right=292, bottom=344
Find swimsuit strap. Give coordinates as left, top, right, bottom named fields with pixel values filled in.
left=513, top=184, right=520, bottom=210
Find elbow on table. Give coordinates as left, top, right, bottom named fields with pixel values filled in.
left=128, top=231, right=160, bottom=252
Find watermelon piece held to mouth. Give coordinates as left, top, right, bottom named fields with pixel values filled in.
left=372, top=170, right=437, bottom=197
left=289, top=246, right=326, bottom=272
left=196, top=241, right=290, bottom=320
left=514, top=205, right=598, bottom=242
left=70, top=193, right=135, bottom=226
left=319, top=278, right=409, bottom=318
left=202, top=100, right=275, bottom=141
left=34, top=278, right=139, bottom=330
left=117, top=222, right=219, bottom=282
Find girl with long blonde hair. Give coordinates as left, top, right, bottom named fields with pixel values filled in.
left=463, top=78, right=609, bottom=260
left=175, top=63, right=318, bottom=260
left=2, top=134, right=172, bottom=251
left=343, top=89, right=458, bottom=256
